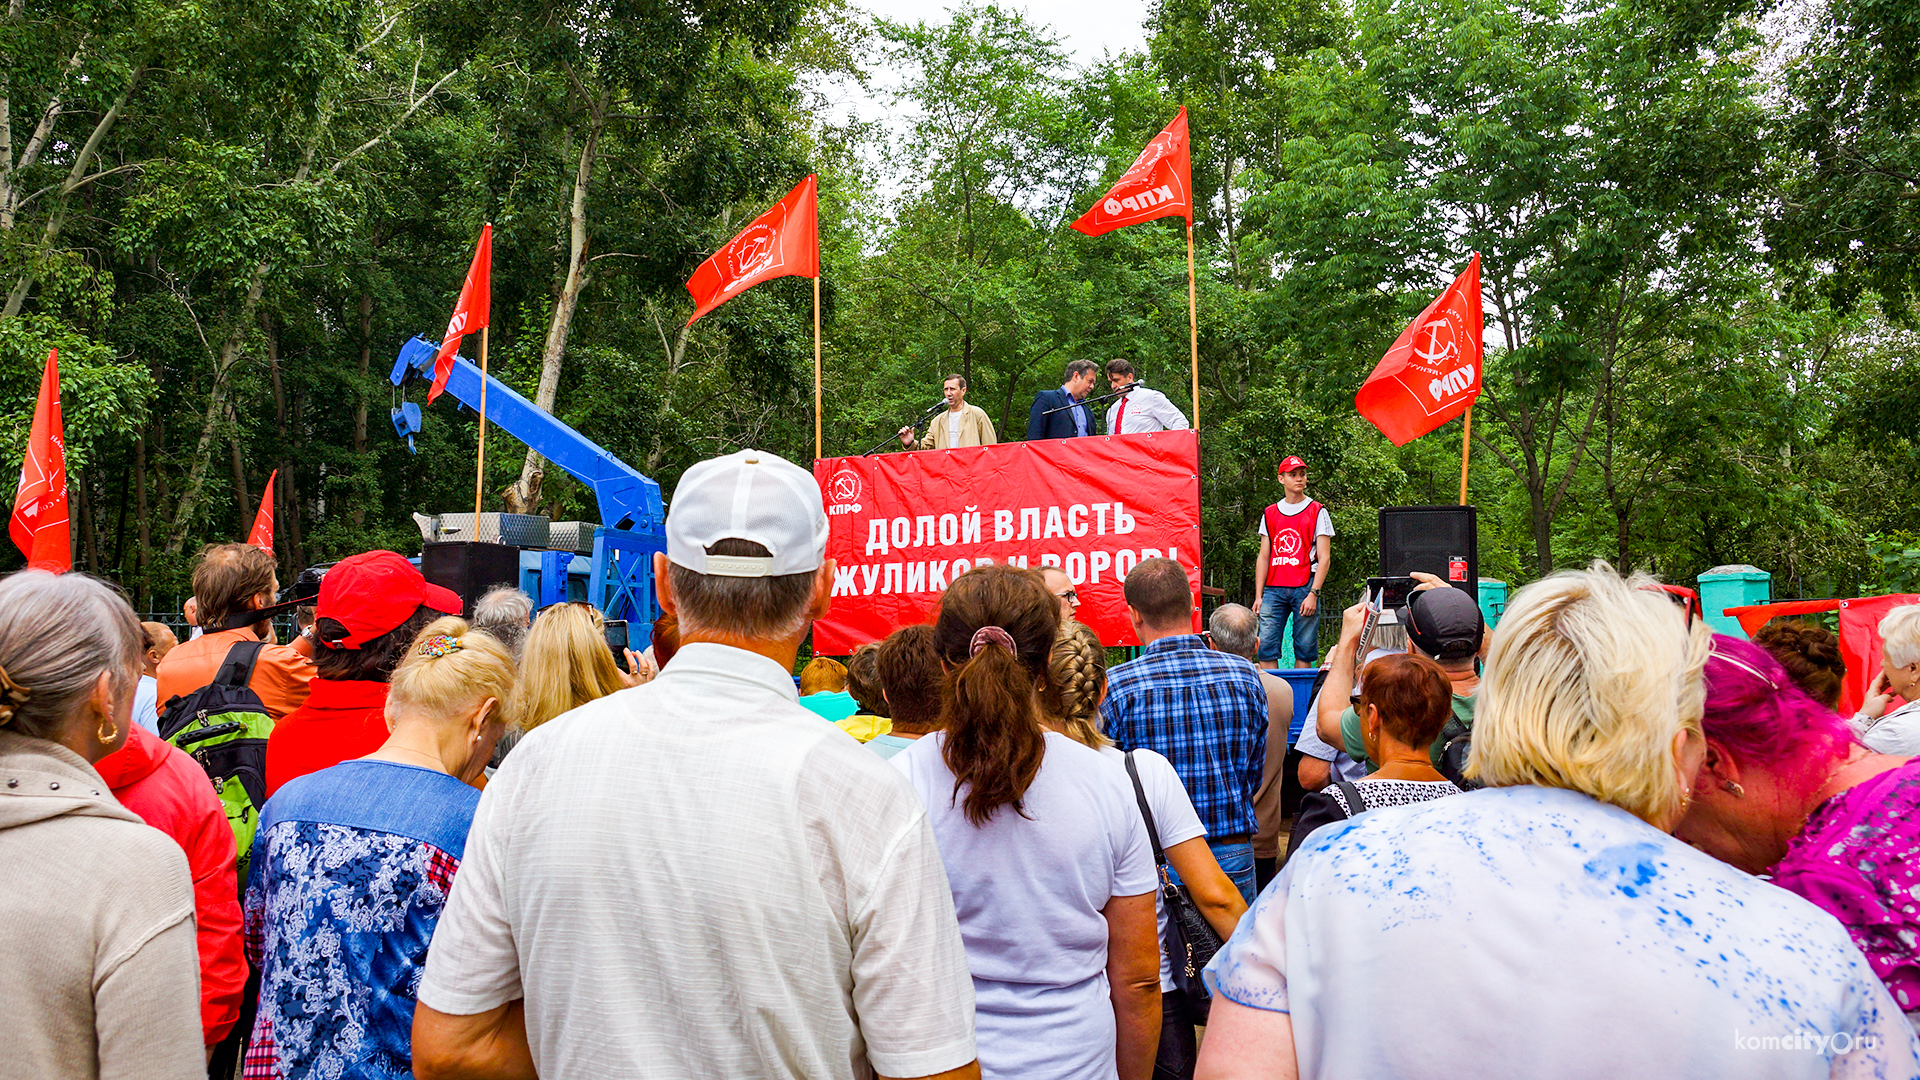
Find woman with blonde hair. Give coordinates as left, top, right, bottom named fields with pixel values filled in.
left=1051, top=620, right=1245, bottom=1080
left=243, top=617, right=516, bottom=1079
left=1196, top=564, right=1919, bottom=1080
left=515, top=602, right=647, bottom=733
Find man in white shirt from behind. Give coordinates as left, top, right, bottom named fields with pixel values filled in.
left=1103, top=359, right=1190, bottom=435
left=413, top=448, right=981, bottom=1080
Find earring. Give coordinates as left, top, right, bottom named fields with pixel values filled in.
left=96, top=717, right=118, bottom=744
left=1721, top=779, right=1744, bottom=797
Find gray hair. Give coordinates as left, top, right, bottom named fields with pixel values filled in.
left=1883, top=604, right=1920, bottom=671
left=472, top=586, right=535, bottom=659
left=0, top=571, right=145, bottom=741
left=667, top=539, right=818, bottom=641
left=1209, top=603, right=1260, bottom=660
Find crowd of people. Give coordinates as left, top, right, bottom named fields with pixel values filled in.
left=5, top=443, right=1920, bottom=1079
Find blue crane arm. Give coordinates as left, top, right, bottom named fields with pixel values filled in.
left=389, top=336, right=664, bottom=536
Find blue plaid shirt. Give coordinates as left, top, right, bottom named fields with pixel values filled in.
left=1102, top=634, right=1269, bottom=839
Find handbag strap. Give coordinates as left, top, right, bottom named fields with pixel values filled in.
left=1332, top=779, right=1368, bottom=817
left=1123, top=751, right=1171, bottom=869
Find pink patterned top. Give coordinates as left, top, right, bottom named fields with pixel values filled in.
left=1771, top=759, right=1920, bottom=1014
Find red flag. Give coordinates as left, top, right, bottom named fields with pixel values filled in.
left=428, top=224, right=492, bottom=403
left=1356, top=254, right=1485, bottom=446
left=1070, top=107, right=1193, bottom=237
left=685, top=175, right=819, bottom=326
left=248, top=469, right=277, bottom=554
left=10, top=349, right=69, bottom=572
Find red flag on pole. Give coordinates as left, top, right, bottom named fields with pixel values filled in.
left=10, top=349, right=70, bottom=572
left=1070, top=107, right=1193, bottom=237
left=1356, top=254, right=1485, bottom=446
left=248, top=469, right=277, bottom=554
left=686, top=175, right=819, bottom=326
left=428, top=224, right=492, bottom=403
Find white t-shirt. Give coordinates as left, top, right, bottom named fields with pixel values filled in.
left=1206, top=785, right=1920, bottom=1078
left=1855, top=699, right=1920, bottom=756
left=1100, top=745, right=1205, bottom=991
left=418, top=642, right=977, bottom=1080
left=893, top=731, right=1157, bottom=1080
left=1294, top=691, right=1367, bottom=783
left=946, top=410, right=964, bottom=447
left=133, top=674, right=160, bottom=734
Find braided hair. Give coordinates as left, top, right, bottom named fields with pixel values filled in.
left=1047, top=620, right=1109, bottom=750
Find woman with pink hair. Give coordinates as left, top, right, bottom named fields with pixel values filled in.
left=1675, top=634, right=1920, bottom=1024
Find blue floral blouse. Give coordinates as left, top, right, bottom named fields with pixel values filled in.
left=242, top=760, right=480, bottom=1080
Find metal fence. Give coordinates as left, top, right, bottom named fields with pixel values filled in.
left=135, top=598, right=298, bottom=644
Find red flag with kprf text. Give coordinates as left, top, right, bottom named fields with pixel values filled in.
left=1071, top=108, right=1193, bottom=237
left=1356, top=253, right=1484, bottom=446
left=686, top=175, right=819, bottom=326
left=10, top=348, right=69, bottom=571
left=429, top=224, right=491, bottom=403
left=248, top=469, right=277, bottom=554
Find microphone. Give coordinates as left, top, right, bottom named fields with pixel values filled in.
left=922, top=399, right=948, bottom=417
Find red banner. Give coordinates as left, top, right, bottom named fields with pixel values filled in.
left=812, top=430, right=1202, bottom=652
left=686, top=175, right=818, bottom=326
left=1839, top=594, right=1919, bottom=717
left=1356, top=253, right=1484, bottom=446
left=10, top=348, right=69, bottom=572
left=1070, top=108, right=1193, bottom=237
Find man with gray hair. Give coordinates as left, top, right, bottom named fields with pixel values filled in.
left=470, top=585, right=534, bottom=659
left=415, top=449, right=981, bottom=1080
left=1208, top=603, right=1294, bottom=889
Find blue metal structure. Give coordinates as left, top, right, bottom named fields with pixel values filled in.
left=389, top=336, right=664, bottom=630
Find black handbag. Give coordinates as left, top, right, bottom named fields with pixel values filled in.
left=1124, top=751, right=1226, bottom=1024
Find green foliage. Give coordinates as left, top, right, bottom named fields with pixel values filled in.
left=0, top=0, right=1912, bottom=623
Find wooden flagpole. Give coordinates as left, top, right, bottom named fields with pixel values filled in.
left=475, top=326, right=489, bottom=518
left=1458, top=405, right=1473, bottom=505
left=813, top=274, right=823, bottom=460
left=1186, top=220, right=1200, bottom=429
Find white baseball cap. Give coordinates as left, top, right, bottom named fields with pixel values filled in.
left=666, top=449, right=828, bottom=578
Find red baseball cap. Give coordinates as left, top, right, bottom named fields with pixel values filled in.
left=315, top=550, right=462, bottom=650
left=1278, top=455, right=1308, bottom=475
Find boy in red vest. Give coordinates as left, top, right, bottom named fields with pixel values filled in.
left=1253, top=455, right=1334, bottom=667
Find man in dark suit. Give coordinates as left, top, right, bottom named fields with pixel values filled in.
left=1025, top=359, right=1101, bottom=440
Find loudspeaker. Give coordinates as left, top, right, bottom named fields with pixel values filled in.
left=1378, top=505, right=1477, bottom=592
left=421, top=541, right=522, bottom=616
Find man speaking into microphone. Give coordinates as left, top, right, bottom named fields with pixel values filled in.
left=898, top=373, right=998, bottom=450
left=1103, top=359, right=1189, bottom=434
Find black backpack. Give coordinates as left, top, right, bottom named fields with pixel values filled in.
left=158, top=641, right=275, bottom=877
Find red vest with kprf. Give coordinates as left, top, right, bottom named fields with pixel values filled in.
left=1263, top=499, right=1322, bottom=588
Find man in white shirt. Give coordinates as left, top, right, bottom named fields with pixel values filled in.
left=413, top=448, right=981, bottom=1080
left=1102, top=360, right=1190, bottom=435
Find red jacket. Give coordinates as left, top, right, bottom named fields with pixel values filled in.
left=94, top=724, right=247, bottom=1046
left=266, top=679, right=392, bottom=798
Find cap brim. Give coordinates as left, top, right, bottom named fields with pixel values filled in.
left=422, top=582, right=464, bottom=616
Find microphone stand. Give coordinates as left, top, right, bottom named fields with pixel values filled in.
left=864, top=399, right=948, bottom=456
left=1042, top=382, right=1138, bottom=416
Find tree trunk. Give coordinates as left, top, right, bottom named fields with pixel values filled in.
left=133, top=430, right=150, bottom=581
left=228, top=400, right=251, bottom=526
left=506, top=103, right=604, bottom=515
left=3, top=70, right=140, bottom=316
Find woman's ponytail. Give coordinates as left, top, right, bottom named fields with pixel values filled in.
left=934, top=565, right=1062, bottom=825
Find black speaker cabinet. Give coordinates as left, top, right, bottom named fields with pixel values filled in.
left=421, top=541, right=522, bottom=616
left=1378, top=505, right=1478, bottom=592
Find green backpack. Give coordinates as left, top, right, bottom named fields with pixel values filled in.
left=157, top=640, right=275, bottom=879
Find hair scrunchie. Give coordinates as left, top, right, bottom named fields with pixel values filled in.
left=420, top=634, right=464, bottom=659
left=969, top=626, right=1016, bottom=657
